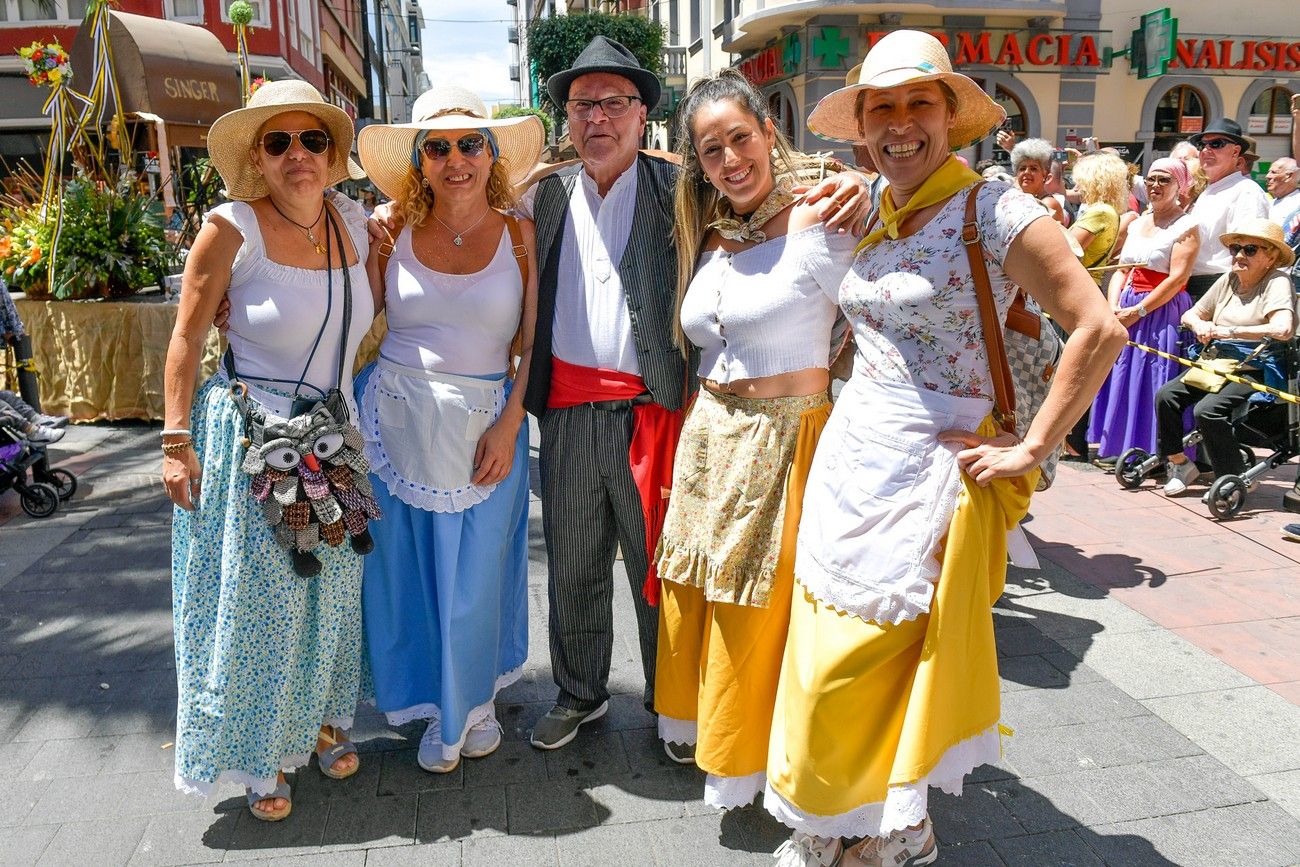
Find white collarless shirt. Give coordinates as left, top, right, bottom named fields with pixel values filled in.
left=1269, top=188, right=1300, bottom=225
left=1191, top=173, right=1269, bottom=276
left=548, top=163, right=641, bottom=374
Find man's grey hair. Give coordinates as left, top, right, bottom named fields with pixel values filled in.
left=1274, top=157, right=1298, bottom=176
left=1010, top=138, right=1054, bottom=172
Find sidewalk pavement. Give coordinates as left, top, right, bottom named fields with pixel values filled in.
left=1, top=423, right=1298, bottom=866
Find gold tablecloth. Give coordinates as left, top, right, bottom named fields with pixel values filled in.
left=1, top=298, right=222, bottom=422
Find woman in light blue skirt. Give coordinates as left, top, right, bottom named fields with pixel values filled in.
left=354, top=84, right=542, bottom=772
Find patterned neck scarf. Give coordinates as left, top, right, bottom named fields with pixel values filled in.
left=708, top=181, right=796, bottom=244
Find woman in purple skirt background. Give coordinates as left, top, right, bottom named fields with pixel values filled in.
left=1089, top=158, right=1201, bottom=459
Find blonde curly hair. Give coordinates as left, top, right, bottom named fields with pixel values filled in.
left=1072, top=152, right=1129, bottom=216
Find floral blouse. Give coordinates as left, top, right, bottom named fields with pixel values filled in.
left=838, top=181, right=1046, bottom=399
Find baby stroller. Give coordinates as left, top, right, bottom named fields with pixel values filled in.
left=1115, top=338, right=1300, bottom=520
left=0, top=423, right=78, bottom=518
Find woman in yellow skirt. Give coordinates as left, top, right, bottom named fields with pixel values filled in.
left=765, top=31, right=1126, bottom=866
left=652, top=69, right=861, bottom=809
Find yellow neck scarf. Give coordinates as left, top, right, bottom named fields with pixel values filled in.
left=858, top=155, right=982, bottom=252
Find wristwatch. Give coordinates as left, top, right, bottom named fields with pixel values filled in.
left=1136, top=302, right=1149, bottom=318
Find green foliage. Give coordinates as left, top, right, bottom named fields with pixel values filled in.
left=493, top=104, right=554, bottom=138
left=526, top=13, right=665, bottom=110
left=0, top=173, right=171, bottom=300
left=227, top=0, right=254, bottom=27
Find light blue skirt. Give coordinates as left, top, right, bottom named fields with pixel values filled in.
left=172, top=376, right=365, bottom=797
left=355, top=364, right=529, bottom=761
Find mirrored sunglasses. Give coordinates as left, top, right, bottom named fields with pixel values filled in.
left=261, top=129, right=331, bottom=156
left=421, top=133, right=489, bottom=161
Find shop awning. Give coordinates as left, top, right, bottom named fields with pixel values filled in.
left=69, top=10, right=241, bottom=127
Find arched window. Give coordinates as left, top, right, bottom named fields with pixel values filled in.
left=973, top=82, right=1026, bottom=164
left=1153, top=85, right=1206, bottom=151
left=1248, top=86, right=1294, bottom=136
left=767, top=89, right=795, bottom=143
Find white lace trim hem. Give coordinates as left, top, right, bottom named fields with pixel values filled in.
left=657, top=715, right=698, bottom=746
left=359, top=371, right=500, bottom=514
left=763, top=725, right=1000, bottom=838
left=384, top=666, right=522, bottom=760
left=705, top=771, right=765, bottom=810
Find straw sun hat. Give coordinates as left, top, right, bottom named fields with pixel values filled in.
left=357, top=85, right=545, bottom=201
left=207, top=79, right=366, bottom=201
left=1220, top=217, right=1296, bottom=269
left=809, top=29, right=1006, bottom=150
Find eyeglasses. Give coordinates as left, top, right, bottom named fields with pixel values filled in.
left=1145, top=175, right=1174, bottom=188
left=421, top=133, right=489, bottom=161
left=260, top=130, right=331, bottom=156
left=565, top=95, right=640, bottom=121
left=1228, top=243, right=1262, bottom=257
left=1199, top=138, right=1235, bottom=151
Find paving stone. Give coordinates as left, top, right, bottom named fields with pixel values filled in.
left=1143, top=753, right=1268, bottom=811
left=620, top=727, right=689, bottom=775
left=600, top=692, right=656, bottom=732
left=582, top=770, right=695, bottom=825
left=930, top=783, right=1025, bottom=845
left=35, top=816, right=148, bottom=867
left=1247, top=768, right=1300, bottom=822
left=0, top=779, right=49, bottom=828
left=1, top=824, right=58, bottom=866
left=0, top=739, right=40, bottom=775
left=415, top=786, right=508, bottom=842
left=361, top=841, right=461, bottom=866
left=319, top=795, right=416, bottom=850
left=987, top=778, right=1086, bottom=834
left=377, top=748, right=463, bottom=795
left=991, top=829, right=1105, bottom=866
left=938, top=839, right=1007, bottom=865
left=460, top=740, right=547, bottom=789
left=998, top=655, right=1071, bottom=692
left=1144, top=686, right=1300, bottom=777
left=256, top=852, right=366, bottom=867
left=11, top=704, right=111, bottom=742
left=554, top=823, right=657, bottom=867
left=222, top=797, right=330, bottom=861
left=994, top=623, right=1061, bottom=659
left=541, top=731, right=630, bottom=783
left=1000, top=679, right=1148, bottom=730
left=504, top=780, right=600, bottom=834
left=462, top=833, right=557, bottom=867
left=1003, top=715, right=1199, bottom=778
left=641, top=812, right=770, bottom=866
left=1084, top=801, right=1300, bottom=867
left=22, top=734, right=120, bottom=781
left=28, top=770, right=202, bottom=823
left=1058, top=629, right=1254, bottom=699
left=127, top=810, right=237, bottom=866
left=498, top=701, right=552, bottom=743
left=291, top=752, right=382, bottom=802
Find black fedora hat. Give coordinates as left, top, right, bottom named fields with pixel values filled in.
left=546, top=35, right=661, bottom=111
left=1189, top=118, right=1256, bottom=152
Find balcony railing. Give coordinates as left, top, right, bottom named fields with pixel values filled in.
left=662, top=45, right=687, bottom=79
left=509, top=64, right=521, bottom=81
left=508, top=26, right=519, bottom=43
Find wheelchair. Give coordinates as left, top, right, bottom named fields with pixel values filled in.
left=0, top=423, right=78, bottom=518
left=1114, top=337, right=1300, bottom=520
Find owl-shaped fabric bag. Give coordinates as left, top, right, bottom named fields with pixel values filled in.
left=226, top=207, right=381, bottom=577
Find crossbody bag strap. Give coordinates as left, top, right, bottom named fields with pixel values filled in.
left=324, top=202, right=354, bottom=393
left=961, top=182, right=1018, bottom=435
left=504, top=214, right=528, bottom=379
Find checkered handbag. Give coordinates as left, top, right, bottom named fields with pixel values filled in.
left=961, top=184, right=1062, bottom=491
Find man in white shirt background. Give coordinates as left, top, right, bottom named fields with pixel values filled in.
left=1266, top=158, right=1300, bottom=226
left=1186, top=118, right=1269, bottom=301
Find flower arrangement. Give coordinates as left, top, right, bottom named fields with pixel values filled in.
left=227, top=0, right=254, bottom=27
left=17, top=41, right=72, bottom=89
left=249, top=76, right=270, bottom=96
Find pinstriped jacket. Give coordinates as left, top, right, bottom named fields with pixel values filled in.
left=523, top=152, right=696, bottom=418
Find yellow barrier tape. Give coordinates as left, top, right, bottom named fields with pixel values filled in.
left=1126, top=340, right=1300, bottom=405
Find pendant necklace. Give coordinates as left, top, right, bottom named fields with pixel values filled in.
left=271, top=198, right=327, bottom=254
left=433, top=207, right=491, bottom=246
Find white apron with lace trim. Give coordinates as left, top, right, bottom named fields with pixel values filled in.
left=360, top=356, right=506, bottom=512
left=795, top=376, right=995, bottom=626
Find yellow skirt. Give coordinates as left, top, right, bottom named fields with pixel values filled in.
left=655, top=396, right=830, bottom=809
left=765, top=423, right=1036, bottom=838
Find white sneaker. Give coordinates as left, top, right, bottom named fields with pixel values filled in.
left=460, top=715, right=502, bottom=759
left=417, top=720, right=459, bottom=773
left=842, top=817, right=938, bottom=867
left=772, top=832, right=843, bottom=866
left=1162, top=461, right=1200, bottom=496
left=26, top=425, right=63, bottom=444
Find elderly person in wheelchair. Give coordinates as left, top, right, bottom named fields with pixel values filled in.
left=1155, top=218, right=1296, bottom=497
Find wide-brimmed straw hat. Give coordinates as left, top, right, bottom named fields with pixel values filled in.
left=357, top=85, right=545, bottom=201
left=1220, top=217, right=1295, bottom=268
left=207, top=79, right=365, bottom=201
left=809, top=30, right=1005, bottom=149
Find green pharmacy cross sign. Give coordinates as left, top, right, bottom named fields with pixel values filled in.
left=782, top=32, right=802, bottom=75
left=1108, top=7, right=1177, bottom=78
left=812, top=27, right=851, bottom=69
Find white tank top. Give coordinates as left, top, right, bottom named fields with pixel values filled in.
left=207, top=193, right=374, bottom=419
left=380, top=224, right=523, bottom=375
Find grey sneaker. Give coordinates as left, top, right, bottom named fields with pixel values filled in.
left=842, top=817, right=937, bottom=866
left=529, top=700, right=608, bottom=750
left=417, top=720, right=459, bottom=774
left=34, top=413, right=68, bottom=428
left=26, top=425, right=63, bottom=444
left=663, top=739, right=696, bottom=765
left=460, top=716, right=502, bottom=758
left=1161, top=461, right=1199, bottom=496
left=772, top=833, right=843, bottom=866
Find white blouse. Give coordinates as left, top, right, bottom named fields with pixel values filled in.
left=1116, top=213, right=1198, bottom=275
left=681, top=224, right=856, bottom=382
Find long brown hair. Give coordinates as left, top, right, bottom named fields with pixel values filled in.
left=671, top=68, right=803, bottom=354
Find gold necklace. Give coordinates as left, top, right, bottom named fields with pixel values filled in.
left=270, top=198, right=327, bottom=254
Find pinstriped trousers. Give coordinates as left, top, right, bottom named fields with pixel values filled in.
left=540, top=403, right=658, bottom=713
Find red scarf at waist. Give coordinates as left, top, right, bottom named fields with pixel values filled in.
left=548, top=356, right=685, bottom=605
left=1128, top=266, right=1183, bottom=294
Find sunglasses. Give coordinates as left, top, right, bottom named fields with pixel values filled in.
left=1229, top=243, right=1262, bottom=257
left=1145, top=175, right=1174, bottom=188
left=421, top=133, right=489, bottom=161
left=1198, top=138, right=1236, bottom=151
left=260, top=129, right=331, bottom=156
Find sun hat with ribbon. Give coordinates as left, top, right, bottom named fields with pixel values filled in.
left=808, top=29, right=1006, bottom=149
left=207, top=79, right=366, bottom=201
left=357, top=85, right=545, bottom=201
left=1220, top=217, right=1296, bottom=269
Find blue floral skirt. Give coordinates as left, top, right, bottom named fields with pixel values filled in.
left=171, top=376, right=364, bottom=797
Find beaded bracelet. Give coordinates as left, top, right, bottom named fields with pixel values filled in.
left=161, top=440, right=193, bottom=456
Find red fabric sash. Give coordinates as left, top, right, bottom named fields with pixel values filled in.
left=548, top=356, right=685, bottom=605
left=1129, top=266, right=1178, bottom=294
